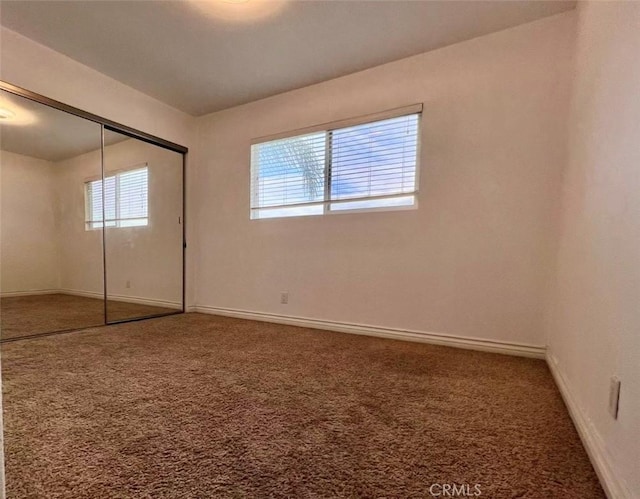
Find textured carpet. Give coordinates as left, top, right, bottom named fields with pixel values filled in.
left=2, top=313, right=604, bottom=498
left=0, top=294, right=178, bottom=340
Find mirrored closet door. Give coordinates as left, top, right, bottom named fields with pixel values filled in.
left=0, top=89, right=104, bottom=340
left=103, top=129, right=184, bottom=324
left=0, top=83, right=185, bottom=341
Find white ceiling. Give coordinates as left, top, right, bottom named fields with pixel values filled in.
left=0, top=0, right=575, bottom=116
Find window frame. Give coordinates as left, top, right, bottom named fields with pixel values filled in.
left=84, top=164, right=149, bottom=230
left=249, top=104, right=422, bottom=220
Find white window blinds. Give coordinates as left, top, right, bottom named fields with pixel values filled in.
left=250, top=111, right=420, bottom=219
left=85, top=166, right=149, bottom=229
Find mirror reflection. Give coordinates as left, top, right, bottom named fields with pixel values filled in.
left=103, top=130, right=183, bottom=323
left=0, top=89, right=184, bottom=341
left=0, top=90, right=104, bottom=340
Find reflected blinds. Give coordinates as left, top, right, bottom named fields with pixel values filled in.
left=85, top=166, right=148, bottom=229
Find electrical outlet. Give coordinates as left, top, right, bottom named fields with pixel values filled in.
left=280, top=292, right=288, bottom=304
left=609, top=376, right=621, bottom=419
left=126, top=280, right=131, bottom=289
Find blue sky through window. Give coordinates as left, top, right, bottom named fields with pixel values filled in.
left=251, top=113, right=419, bottom=218
left=331, top=114, right=418, bottom=201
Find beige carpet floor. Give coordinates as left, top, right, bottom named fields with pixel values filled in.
left=2, top=313, right=604, bottom=498
left=0, top=294, right=179, bottom=340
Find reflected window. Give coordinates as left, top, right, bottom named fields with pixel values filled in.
left=85, top=166, right=148, bottom=229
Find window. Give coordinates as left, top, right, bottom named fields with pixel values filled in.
left=85, top=166, right=149, bottom=229
left=250, top=109, right=420, bottom=219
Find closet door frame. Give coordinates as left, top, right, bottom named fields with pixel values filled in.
left=0, top=80, right=188, bottom=329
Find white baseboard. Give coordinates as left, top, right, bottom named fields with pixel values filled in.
left=60, top=288, right=181, bottom=309
left=546, top=353, right=631, bottom=499
left=193, top=305, right=545, bottom=359
left=58, top=288, right=103, bottom=300
left=1, top=289, right=60, bottom=298
left=108, top=293, right=181, bottom=310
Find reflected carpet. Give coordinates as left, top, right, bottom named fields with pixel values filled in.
left=0, top=293, right=178, bottom=340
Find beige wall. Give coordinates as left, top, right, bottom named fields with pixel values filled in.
left=545, top=2, right=640, bottom=496
left=192, top=13, right=575, bottom=348
left=53, top=147, right=103, bottom=298
left=0, top=150, right=59, bottom=294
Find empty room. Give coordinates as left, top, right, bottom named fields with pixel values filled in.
left=0, top=0, right=638, bottom=497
